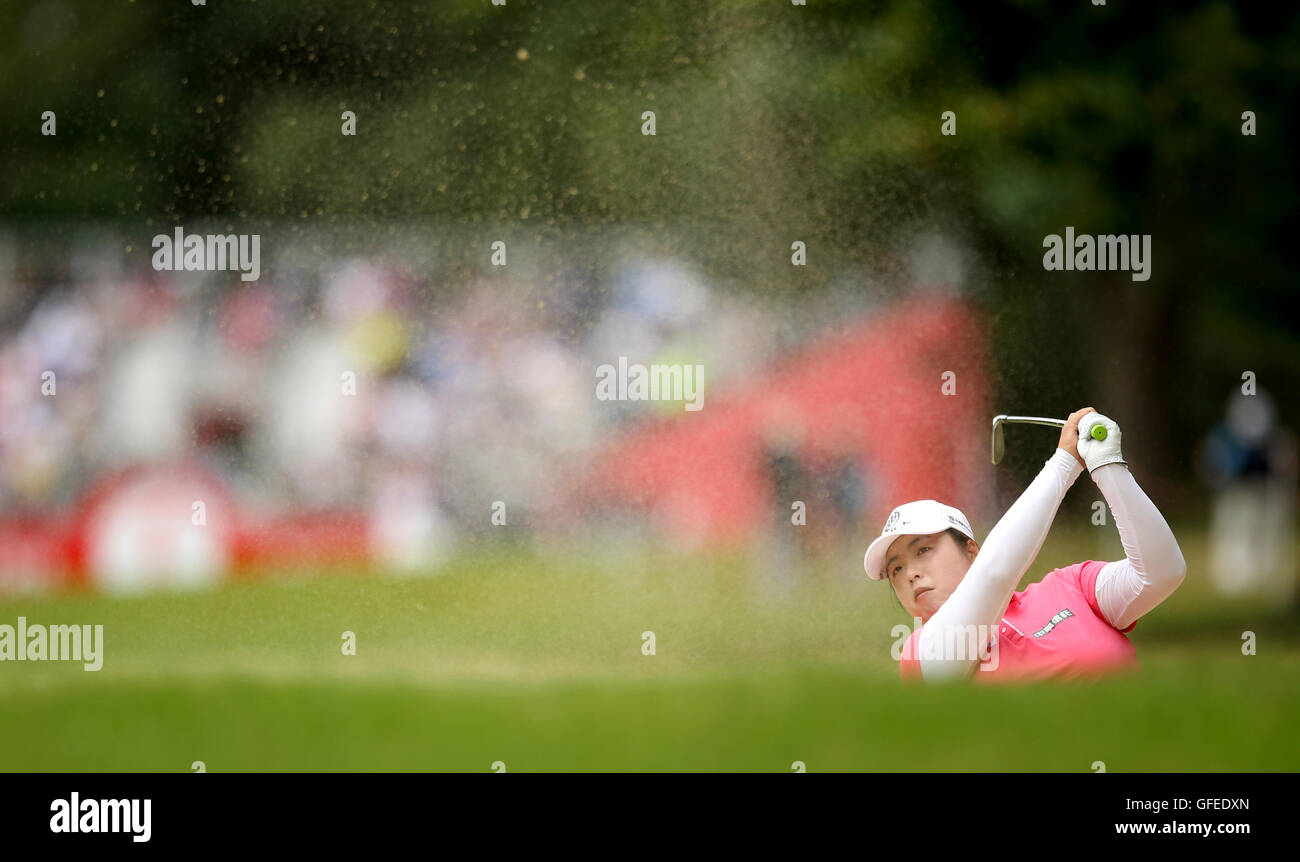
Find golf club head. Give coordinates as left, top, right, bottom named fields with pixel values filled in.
left=991, top=415, right=1007, bottom=465
left=991, top=415, right=1067, bottom=465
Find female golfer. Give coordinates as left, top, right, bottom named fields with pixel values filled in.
left=863, top=408, right=1186, bottom=683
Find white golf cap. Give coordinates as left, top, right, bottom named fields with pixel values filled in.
left=863, top=500, right=975, bottom=581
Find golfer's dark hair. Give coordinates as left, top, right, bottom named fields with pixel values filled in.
left=945, top=527, right=973, bottom=551
left=885, top=528, right=975, bottom=612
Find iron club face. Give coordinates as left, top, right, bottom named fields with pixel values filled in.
left=990, top=415, right=1069, bottom=465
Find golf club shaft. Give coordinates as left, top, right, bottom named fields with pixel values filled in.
left=997, top=415, right=1066, bottom=429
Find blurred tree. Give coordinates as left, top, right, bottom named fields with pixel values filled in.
left=0, top=0, right=1295, bottom=486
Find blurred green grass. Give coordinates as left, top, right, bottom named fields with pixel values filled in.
left=0, top=527, right=1296, bottom=771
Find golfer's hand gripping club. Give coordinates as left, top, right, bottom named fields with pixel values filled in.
left=1078, top=411, right=1124, bottom=474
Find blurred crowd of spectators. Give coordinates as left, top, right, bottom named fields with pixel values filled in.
left=0, top=235, right=782, bottom=558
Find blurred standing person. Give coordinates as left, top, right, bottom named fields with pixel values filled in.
left=1196, top=388, right=1298, bottom=605
left=96, top=277, right=193, bottom=470
left=368, top=372, right=453, bottom=573
left=807, top=415, right=871, bottom=578
left=754, top=402, right=808, bottom=593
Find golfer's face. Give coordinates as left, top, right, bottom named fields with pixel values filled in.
left=886, top=532, right=969, bottom=621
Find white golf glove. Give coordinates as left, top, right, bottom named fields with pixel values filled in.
left=1077, top=411, right=1126, bottom=474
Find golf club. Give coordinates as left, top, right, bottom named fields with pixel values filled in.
left=991, top=414, right=1108, bottom=465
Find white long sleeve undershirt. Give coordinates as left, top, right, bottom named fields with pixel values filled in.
left=1091, top=463, right=1188, bottom=631
left=918, top=449, right=1186, bottom=682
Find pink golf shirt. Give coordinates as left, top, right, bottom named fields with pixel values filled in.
left=900, top=560, right=1140, bottom=684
